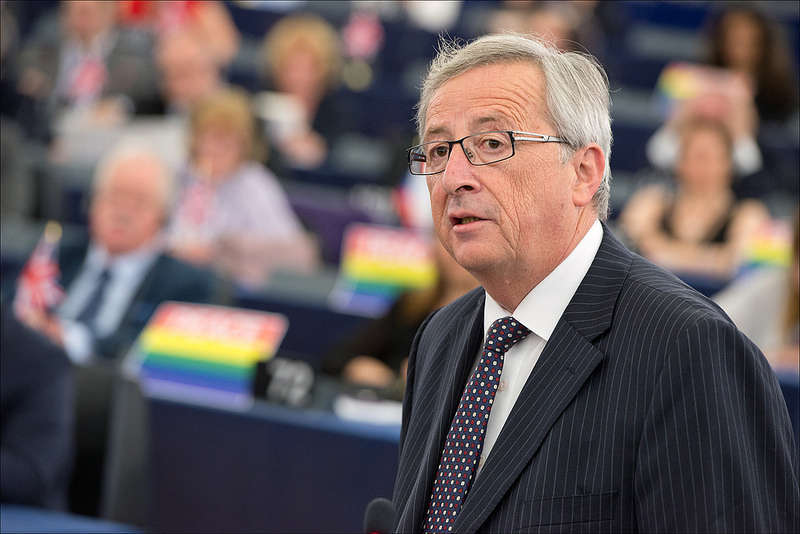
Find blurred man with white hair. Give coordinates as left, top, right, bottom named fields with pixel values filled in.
left=19, top=142, right=216, bottom=363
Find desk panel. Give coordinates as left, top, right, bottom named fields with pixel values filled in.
left=148, top=397, right=399, bottom=533
left=0, top=504, right=139, bottom=533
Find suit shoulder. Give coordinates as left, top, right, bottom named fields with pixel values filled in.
left=620, top=254, right=735, bottom=329
left=152, top=254, right=217, bottom=298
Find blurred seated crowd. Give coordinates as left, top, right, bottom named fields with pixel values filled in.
left=0, top=0, right=797, bottom=525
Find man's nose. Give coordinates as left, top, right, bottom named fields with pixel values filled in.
left=441, top=144, right=481, bottom=194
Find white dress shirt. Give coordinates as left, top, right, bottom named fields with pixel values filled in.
left=475, top=219, right=603, bottom=476
left=58, top=239, right=161, bottom=364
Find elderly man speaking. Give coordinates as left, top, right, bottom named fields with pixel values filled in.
left=392, top=34, right=798, bottom=533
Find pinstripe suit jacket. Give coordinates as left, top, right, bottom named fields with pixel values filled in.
left=393, top=225, right=799, bottom=533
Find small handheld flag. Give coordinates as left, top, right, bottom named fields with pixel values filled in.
left=14, top=222, right=64, bottom=319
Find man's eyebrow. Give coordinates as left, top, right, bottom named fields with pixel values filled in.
left=423, top=116, right=509, bottom=141
left=423, top=125, right=450, bottom=141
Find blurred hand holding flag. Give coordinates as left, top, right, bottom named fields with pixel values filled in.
left=14, top=222, right=65, bottom=321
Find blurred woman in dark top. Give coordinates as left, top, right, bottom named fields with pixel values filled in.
left=707, top=6, right=798, bottom=123
left=622, top=117, right=769, bottom=281
left=324, top=242, right=477, bottom=390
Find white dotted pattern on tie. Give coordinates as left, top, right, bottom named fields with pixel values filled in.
left=422, top=316, right=530, bottom=533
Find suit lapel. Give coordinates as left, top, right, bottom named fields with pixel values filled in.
left=397, top=290, right=486, bottom=533
left=453, top=225, right=633, bottom=533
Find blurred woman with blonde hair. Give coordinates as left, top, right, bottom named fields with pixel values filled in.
left=259, top=14, right=343, bottom=169
left=168, top=88, right=318, bottom=287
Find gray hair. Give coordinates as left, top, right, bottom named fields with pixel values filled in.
left=93, top=140, right=175, bottom=212
left=417, top=33, right=613, bottom=220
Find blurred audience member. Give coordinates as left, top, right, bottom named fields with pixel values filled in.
left=647, top=64, right=762, bottom=175
left=708, top=5, right=798, bottom=123
left=16, top=142, right=217, bottom=363
left=487, top=3, right=578, bottom=51
left=155, top=26, right=225, bottom=115
left=260, top=14, right=343, bottom=169
left=118, top=0, right=239, bottom=67
left=647, top=6, right=799, bottom=178
left=168, top=89, right=318, bottom=287
left=1, top=303, right=74, bottom=510
left=647, top=64, right=762, bottom=177
left=15, top=0, right=159, bottom=138
left=621, top=118, right=769, bottom=280
left=0, top=3, right=35, bottom=220
left=716, top=213, right=799, bottom=372
left=323, top=242, right=478, bottom=391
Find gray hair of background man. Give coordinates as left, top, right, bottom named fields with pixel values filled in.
left=417, top=33, right=613, bottom=220
left=92, top=141, right=175, bottom=214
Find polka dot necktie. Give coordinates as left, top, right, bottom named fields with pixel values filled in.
left=423, top=316, right=531, bottom=533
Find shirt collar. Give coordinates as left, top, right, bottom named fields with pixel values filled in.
left=484, top=219, right=603, bottom=342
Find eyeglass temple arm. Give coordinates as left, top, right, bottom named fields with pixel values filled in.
left=512, top=132, right=564, bottom=143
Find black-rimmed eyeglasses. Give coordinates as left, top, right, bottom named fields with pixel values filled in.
left=407, top=130, right=566, bottom=176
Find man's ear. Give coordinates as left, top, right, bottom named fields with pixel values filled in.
left=571, top=144, right=604, bottom=208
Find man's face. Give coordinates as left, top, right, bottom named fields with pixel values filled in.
left=63, top=1, right=114, bottom=44
left=193, top=125, right=245, bottom=182
left=157, top=34, right=218, bottom=111
left=90, top=157, right=166, bottom=255
left=424, top=62, right=580, bottom=285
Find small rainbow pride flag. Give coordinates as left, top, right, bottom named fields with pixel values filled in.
left=137, top=302, right=288, bottom=409
left=742, top=219, right=793, bottom=271
left=329, top=223, right=437, bottom=316
left=654, top=62, right=742, bottom=118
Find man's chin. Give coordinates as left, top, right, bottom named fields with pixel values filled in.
left=449, top=246, right=497, bottom=277
left=102, top=240, right=135, bottom=256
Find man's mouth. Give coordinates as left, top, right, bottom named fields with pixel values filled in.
left=457, top=217, right=481, bottom=224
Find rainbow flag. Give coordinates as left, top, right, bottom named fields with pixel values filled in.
left=329, top=223, right=437, bottom=316
left=654, top=62, right=741, bottom=118
left=137, top=302, right=288, bottom=409
left=742, top=220, right=793, bottom=270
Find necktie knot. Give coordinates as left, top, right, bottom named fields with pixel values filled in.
left=485, top=316, right=531, bottom=355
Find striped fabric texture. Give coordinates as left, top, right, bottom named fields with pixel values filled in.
left=393, top=224, right=799, bottom=534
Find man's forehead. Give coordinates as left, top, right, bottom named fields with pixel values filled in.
left=104, top=158, right=162, bottom=190
left=425, top=114, right=514, bottom=140
left=423, top=62, right=545, bottom=140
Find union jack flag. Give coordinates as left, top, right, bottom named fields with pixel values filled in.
left=13, top=222, right=65, bottom=319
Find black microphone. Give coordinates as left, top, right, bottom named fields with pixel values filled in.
left=364, top=497, right=395, bottom=534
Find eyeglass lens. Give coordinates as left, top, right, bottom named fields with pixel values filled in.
left=409, top=131, right=513, bottom=175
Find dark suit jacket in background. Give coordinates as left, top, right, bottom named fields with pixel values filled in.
left=58, top=238, right=218, bottom=360
left=1, top=304, right=74, bottom=510
left=393, top=225, right=799, bottom=533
